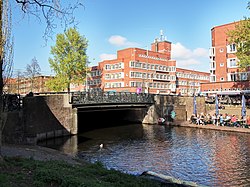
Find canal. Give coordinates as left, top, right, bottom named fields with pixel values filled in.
left=38, top=124, right=250, bottom=187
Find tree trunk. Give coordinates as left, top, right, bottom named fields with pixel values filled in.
left=67, top=82, right=70, bottom=93
left=0, top=0, right=4, bottom=159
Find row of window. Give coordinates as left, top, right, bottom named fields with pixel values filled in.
left=205, top=88, right=241, bottom=92
left=130, top=61, right=176, bottom=72
left=210, top=71, right=249, bottom=82
left=105, top=82, right=124, bottom=88
left=176, top=72, right=209, bottom=81
left=209, top=44, right=237, bottom=57
left=179, top=88, right=199, bottom=94
left=105, top=62, right=124, bottom=70
left=105, top=72, right=124, bottom=80
left=228, top=72, right=249, bottom=81
left=130, top=81, right=176, bottom=90
left=90, top=70, right=101, bottom=77
left=104, top=81, right=177, bottom=90
left=86, top=79, right=101, bottom=86
left=210, top=58, right=238, bottom=70
left=138, top=54, right=168, bottom=62
left=177, top=81, right=200, bottom=87
left=130, top=71, right=176, bottom=81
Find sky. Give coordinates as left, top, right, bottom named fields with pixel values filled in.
left=10, top=0, right=250, bottom=76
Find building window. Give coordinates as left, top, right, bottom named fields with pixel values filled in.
left=210, top=61, right=216, bottom=70
left=230, top=73, right=237, bottom=81
left=227, top=58, right=237, bottom=68
left=220, top=63, right=224, bottom=67
left=209, top=47, right=215, bottom=56
left=240, top=73, right=247, bottom=81
left=210, top=75, right=216, bottom=82
left=220, top=48, right=224, bottom=52
left=220, top=77, right=224, bottom=81
left=227, top=44, right=237, bottom=53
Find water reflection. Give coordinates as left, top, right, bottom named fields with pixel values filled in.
left=38, top=124, right=250, bottom=187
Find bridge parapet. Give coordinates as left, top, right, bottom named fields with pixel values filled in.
left=71, top=91, right=154, bottom=105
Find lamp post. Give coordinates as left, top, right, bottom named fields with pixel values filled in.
left=145, top=46, right=149, bottom=93
left=85, top=62, right=88, bottom=92
left=193, top=72, right=195, bottom=96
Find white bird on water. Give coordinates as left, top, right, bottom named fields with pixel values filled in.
left=99, top=144, right=103, bottom=150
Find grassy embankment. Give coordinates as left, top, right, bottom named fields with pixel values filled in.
left=0, top=157, right=173, bottom=187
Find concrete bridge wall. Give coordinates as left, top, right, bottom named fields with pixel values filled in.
left=143, top=95, right=207, bottom=124
left=3, top=94, right=77, bottom=144
left=3, top=94, right=209, bottom=144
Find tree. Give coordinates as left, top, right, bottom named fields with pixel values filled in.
left=25, top=57, right=41, bottom=92
left=15, top=69, right=24, bottom=94
left=227, top=2, right=250, bottom=70
left=46, top=27, right=88, bottom=92
left=0, top=0, right=14, bottom=159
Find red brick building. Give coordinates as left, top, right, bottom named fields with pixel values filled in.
left=201, top=21, right=250, bottom=95
left=86, top=33, right=209, bottom=95
left=4, top=76, right=52, bottom=95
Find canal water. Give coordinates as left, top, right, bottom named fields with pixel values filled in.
left=38, top=124, right=250, bottom=187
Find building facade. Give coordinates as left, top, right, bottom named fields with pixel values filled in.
left=88, top=32, right=209, bottom=95
left=201, top=21, right=250, bottom=95
left=5, top=32, right=210, bottom=95
left=4, top=76, right=52, bottom=95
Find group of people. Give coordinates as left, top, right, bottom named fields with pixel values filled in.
left=189, top=112, right=250, bottom=128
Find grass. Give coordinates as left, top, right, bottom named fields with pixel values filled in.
left=0, top=157, right=170, bottom=187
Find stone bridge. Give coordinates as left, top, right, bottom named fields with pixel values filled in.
left=3, top=92, right=207, bottom=144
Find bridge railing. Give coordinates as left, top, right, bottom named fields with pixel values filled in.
left=2, top=93, right=22, bottom=111
left=71, top=91, right=154, bottom=105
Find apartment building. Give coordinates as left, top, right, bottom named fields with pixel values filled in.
left=87, top=32, right=210, bottom=95
left=4, top=76, right=52, bottom=95
left=176, top=68, right=210, bottom=96
left=201, top=21, right=250, bottom=95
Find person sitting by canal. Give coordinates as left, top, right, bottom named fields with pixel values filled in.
left=211, top=113, right=217, bottom=125
left=231, top=115, right=238, bottom=127
left=224, top=113, right=231, bottom=126
left=196, top=113, right=205, bottom=125
left=204, top=113, right=212, bottom=125
left=219, top=114, right=225, bottom=126
left=170, top=110, right=176, bottom=121
left=246, top=115, right=250, bottom=128
left=190, top=114, right=197, bottom=124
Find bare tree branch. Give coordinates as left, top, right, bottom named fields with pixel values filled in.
left=15, top=0, right=84, bottom=42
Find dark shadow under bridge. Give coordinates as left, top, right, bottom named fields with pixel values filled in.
left=70, top=91, right=154, bottom=131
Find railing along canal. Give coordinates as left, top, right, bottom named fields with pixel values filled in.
left=71, top=91, right=154, bottom=105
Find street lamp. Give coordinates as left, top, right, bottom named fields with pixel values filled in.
left=144, top=46, right=149, bottom=93
left=85, top=62, right=89, bottom=92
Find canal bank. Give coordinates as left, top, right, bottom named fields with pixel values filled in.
left=172, top=106, right=250, bottom=134
left=1, top=144, right=204, bottom=187
left=173, top=121, right=250, bottom=134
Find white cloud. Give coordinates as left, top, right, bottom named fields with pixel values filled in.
left=171, top=42, right=209, bottom=68
left=108, top=35, right=139, bottom=47
left=177, top=59, right=200, bottom=67
left=99, top=53, right=116, bottom=61
left=193, top=48, right=208, bottom=57
left=172, top=42, right=193, bottom=59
